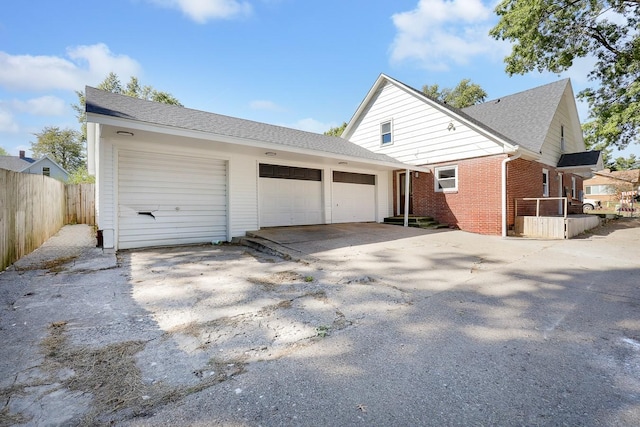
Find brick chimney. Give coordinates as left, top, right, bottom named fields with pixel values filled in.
left=19, top=150, right=25, bottom=159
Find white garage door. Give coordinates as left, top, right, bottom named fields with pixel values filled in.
left=118, top=150, right=227, bottom=249
left=332, top=171, right=376, bottom=223
left=259, top=164, right=323, bottom=227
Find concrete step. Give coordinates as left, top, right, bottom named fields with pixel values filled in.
left=240, top=231, right=320, bottom=262
left=383, top=216, right=447, bottom=229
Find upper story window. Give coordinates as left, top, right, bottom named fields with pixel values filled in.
left=42, top=167, right=50, bottom=177
left=380, top=121, right=392, bottom=146
left=560, top=124, right=565, bottom=152
left=542, top=169, right=549, bottom=197
left=435, top=165, right=458, bottom=192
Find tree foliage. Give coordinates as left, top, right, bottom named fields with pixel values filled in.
left=610, top=153, right=639, bottom=170
left=0, top=146, right=8, bottom=156
left=31, top=126, right=84, bottom=172
left=422, top=79, right=487, bottom=108
left=490, top=0, right=640, bottom=150
left=66, top=166, right=96, bottom=184
left=324, top=122, right=348, bottom=137
left=73, top=72, right=182, bottom=140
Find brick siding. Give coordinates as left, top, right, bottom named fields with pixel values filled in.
left=393, top=155, right=585, bottom=235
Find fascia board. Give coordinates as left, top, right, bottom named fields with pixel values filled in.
left=87, top=113, right=429, bottom=173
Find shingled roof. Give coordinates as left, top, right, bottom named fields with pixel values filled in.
left=463, top=79, right=571, bottom=154
left=557, top=151, right=602, bottom=168
left=0, top=155, right=35, bottom=172
left=85, top=86, right=407, bottom=167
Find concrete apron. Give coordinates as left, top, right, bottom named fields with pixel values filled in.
left=242, top=222, right=559, bottom=295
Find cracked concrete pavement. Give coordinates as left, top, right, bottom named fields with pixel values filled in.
left=1, top=220, right=640, bottom=426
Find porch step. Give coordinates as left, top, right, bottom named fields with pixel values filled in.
left=383, top=216, right=448, bottom=230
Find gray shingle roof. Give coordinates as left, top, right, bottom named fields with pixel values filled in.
left=0, top=156, right=34, bottom=172
left=462, top=79, right=570, bottom=153
left=85, top=87, right=406, bottom=166
left=557, top=151, right=601, bottom=168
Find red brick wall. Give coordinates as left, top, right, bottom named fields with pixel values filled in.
left=507, top=159, right=584, bottom=226
left=392, top=155, right=585, bottom=235
left=412, top=155, right=506, bottom=235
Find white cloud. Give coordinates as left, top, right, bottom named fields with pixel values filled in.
left=0, top=108, right=19, bottom=133
left=390, top=0, right=502, bottom=70
left=249, top=100, right=285, bottom=112
left=147, top=0, right=252, bottom=23
left=11, top=96, right=66, bottom=116
left=0, top=43, right=141, bottom=92
left=287, top=118, right=334, bottom=134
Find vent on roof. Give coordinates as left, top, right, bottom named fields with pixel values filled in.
left=495, top=99, right=501, bottom=104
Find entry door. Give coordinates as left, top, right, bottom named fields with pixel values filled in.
left=399, top=172, right=413, bottom=215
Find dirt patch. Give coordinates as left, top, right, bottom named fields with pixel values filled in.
left=247, top=270, right=307, bottom=290
left=13, top=255, right=78, bottom=273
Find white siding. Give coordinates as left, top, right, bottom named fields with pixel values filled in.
left=118, top=150, right=227, bottom=249
left=540, top=86, right=586, bottom=166
left=229, top=154, right=258, bottom=237
left=349, top=82, right=504, bottom=166
left=100, top=141, right=115, bottom=231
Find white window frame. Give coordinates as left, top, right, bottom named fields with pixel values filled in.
left=585, top=184, right=615, bottom=195
left=42, top=167, right=51, bottom=177
left=560, top=124, right=565, bottom=152
left=542, top=169, right=549, bottom=197
left=434, top=165, right=458, bottom=192
left=380, top=120, right=393, bottom=146
left=571, top=176, right=576, bottom=199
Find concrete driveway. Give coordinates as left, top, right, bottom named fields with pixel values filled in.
left=1, top=220, right=640, bottom=426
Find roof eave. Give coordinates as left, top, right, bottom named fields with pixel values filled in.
left=87, top=112, right=428, bottom=173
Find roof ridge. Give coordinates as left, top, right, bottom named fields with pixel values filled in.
left=473, top=78, right=570, bottom=107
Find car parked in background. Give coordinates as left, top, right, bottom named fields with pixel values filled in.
left=582, top=198, right=601, bottom=212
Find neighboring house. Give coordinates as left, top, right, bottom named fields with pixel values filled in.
left=583, top=169, right=640, bottom=208
left=0, top=150, right=69, bottom=181
left=85, top=87, right=421, bottom=250
left=342, top=74, right=603, bottom=236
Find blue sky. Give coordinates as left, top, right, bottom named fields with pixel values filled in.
left=1, top=0, right=638, bottom=160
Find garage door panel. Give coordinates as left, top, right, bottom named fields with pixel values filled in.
left=259, top=177, right=323, bottom=227
left=118, top=150, right=227, bottom=249
left=332, top=182, right=376, bottom=223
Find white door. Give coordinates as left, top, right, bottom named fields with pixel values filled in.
left=118, top=150, right=227, bottom=249
left=332, top=171, right=376, bottom=223
left=259, top=164, right=323, bottom=227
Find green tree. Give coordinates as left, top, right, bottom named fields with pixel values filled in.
left=422, top=79, right=487, bottom=108
left=73, top=72, right=182, bottom=141
left=324, top=122, right=347, bottom=137
left=611, top=154, right=639, bottom=170
left=66, top=166, right=96, bottom=184
left=31, top=126, right=84, bottom=172
left=490, top=0, right=640, bottom=150
left=0, top=146, right=8, bottom=156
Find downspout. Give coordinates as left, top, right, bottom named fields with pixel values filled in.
left=404, top=168, right=410, bottom=227
left=502, top=154, right=521, bottom=237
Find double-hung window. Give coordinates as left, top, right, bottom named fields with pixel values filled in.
left=435, top=165, right=458, bottom=192
left=42, top=167, right=50, bottom=177
left=542, top=169, right=549, bottom=197
left=571, top=176, right=576, bottom=199
left=380, top=121, right=392, bottom=146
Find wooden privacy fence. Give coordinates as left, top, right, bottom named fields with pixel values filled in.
left=66, top=183, right=95, bottom=225
left=0, top=169, right=95, bottom=270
